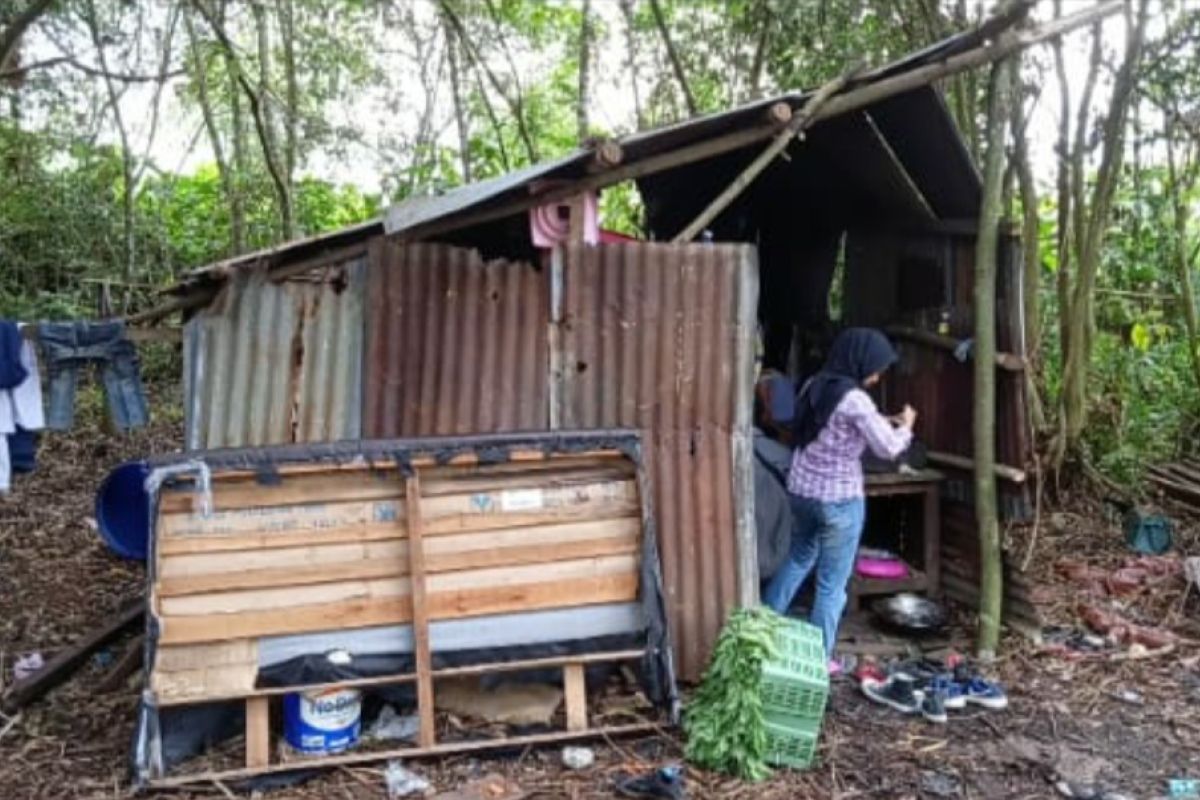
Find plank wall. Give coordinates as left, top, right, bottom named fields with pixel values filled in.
left=150, top=456, right=643, bottom=703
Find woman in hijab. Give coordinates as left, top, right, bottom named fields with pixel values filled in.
left=763, top=328, right=917, bottom=673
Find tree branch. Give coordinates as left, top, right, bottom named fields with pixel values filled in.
left=0, top=0, right=55, bottom=73
left=648, top=0, right=697, bottom=117
left=0, top=54, right=186, bottom=82
left=192, top=0, right=292, bottom=240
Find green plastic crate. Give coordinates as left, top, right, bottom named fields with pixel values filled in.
left=776, top=616, right=825, bottom=649
left=760, top=654, right=829, bottom=719
left=763, top=712, right=821, bottom=770
left=759, top=618, right=828, bottom=719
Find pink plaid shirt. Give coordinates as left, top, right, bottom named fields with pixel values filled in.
left=788, top=389, right=913, bottom=502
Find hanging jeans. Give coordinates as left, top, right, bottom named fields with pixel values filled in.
left=763, top=494, right=866, bottom=659
left=38, top=321, right=149, bottom=431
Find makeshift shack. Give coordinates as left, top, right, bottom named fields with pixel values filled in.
left=165, top=31, right=1043, bottom=682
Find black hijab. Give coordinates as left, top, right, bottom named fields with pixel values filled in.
left=793, top=328, right=898, bottom=450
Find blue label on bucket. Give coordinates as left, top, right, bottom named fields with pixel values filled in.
left=283, top=688, right=362, bottom=754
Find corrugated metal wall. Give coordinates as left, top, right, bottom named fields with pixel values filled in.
left=183, top=258, right=365, bottom=449
left=362, top=241, right=549, bottom=437
left=559, top=243, right=758, bottom=680
left=188, top=239, right=757, bottom=681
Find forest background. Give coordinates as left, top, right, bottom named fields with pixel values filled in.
left=1, top=0, right=1199, bottom=484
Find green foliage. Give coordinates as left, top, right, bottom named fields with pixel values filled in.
left=684, top=607, right=785, bottom=782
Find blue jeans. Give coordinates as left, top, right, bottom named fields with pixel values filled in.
left=763, top=495, right=866, bottom=658
left=38, top=321, right=149, bottom=431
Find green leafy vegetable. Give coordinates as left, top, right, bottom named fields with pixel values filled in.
left=683, top=606, right=785, bottom=781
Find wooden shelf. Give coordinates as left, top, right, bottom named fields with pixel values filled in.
left=850, top=569, right=930, bottom=599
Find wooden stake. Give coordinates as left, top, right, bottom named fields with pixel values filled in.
left=406, top=474, right=436, bottom=748
left=671, top=68, right=857, bottom=243
left=563, top=663, right=587, bottom=732
left=245, top=696, right=269, bottom=768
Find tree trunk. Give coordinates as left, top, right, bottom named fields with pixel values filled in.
left=0, top=0, right=54, bottom=75
left=1051, top=0, right=1072, bottom=367
left=83, top=0, right=135, bottom=284
left=186, top=11, right=238, bottom=258
left=1058, top=0, right=1150, bottom=463
left=195, top=0, right=292, bottom=245
left=618, top=0, right=646, bottom=130
left=439, top=0, right=537, bottom=163
left=279, top=0, right=299, bottom=238
left=576, top=0, right=593, bottom=143
left=445, top=22, right=471, bottom=182
left=1166, top=121, right=1200, bottom=396
left=973, top=50, right=1013, bottom=661
left=250, top=0, right=293, bottom=239
left=648, top=0, right=697, bottom=117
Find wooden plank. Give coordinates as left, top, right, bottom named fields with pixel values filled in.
left=156, top=649, right=644, bottom=707
left=563, top=663, right=587, bottom=732
left=408, top=475, right=436, bottom=749
left=157, top=517, right=640, bottom=590
left=159, top=497, right=405, bottom=542
left=157, top=483, right=636, bottom=555
left=157, top=464, right=631, bottom=514
left=157, top=572, right=639, bottom=645
left=153, top=661, right=259, bottom=702
left=245, top=697, right=270, bottom=769
left=147, top=722, right=660, bottom=787
left=159, top=539, right=407, bottom=580
left=158, top=522, right=404, bottom=556
left=155, top=640, right=257, bottom=671
left=159, top=472, right=404, bottom=514
left=159, top=555, right=637, bottom=616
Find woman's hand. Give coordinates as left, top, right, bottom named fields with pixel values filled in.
left=891, top=405, right=917, bottom=430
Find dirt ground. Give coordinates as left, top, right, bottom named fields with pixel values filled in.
left=2, top=383, right=1199, bottom=799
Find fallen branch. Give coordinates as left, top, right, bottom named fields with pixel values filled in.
left=1, top=601, right=144, bottom=714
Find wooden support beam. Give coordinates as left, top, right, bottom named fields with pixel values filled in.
left=148, top=722, right=661, bottom=788
left=887, top=326, right=1026, bottom=371
left=155, top=649, right=645, bottom=707
left=563, top=663, right=587, bottom=732
left=406, top=474, right=436, bottom=749
left=671, top=68, right=856, bottom=243
left=926, top=450, right=1026, bottom=483
left=245, top=696, right=270, bottom=769
left=861, top=111, right=937, bottom=223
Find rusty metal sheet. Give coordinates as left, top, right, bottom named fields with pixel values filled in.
left=183, top=257, right=364, bottom=450
left=362, top=241, right=549, bottom=437
left=559, top=242, right=758, bottom=681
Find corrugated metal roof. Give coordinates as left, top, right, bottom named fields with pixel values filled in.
left=380, top=85, right=980, bottom=240
left=184, top=257, right=365, bottom=449
left=559, top=242, right=758, bottom=680
left=361, top=241, right=549, bottom=437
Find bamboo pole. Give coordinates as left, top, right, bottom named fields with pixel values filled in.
left=671, top=69, right=857, bottom=243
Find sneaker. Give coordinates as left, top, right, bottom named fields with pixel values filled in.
left=861, top=674, right=922, bottom=714
left=920, top=688, right=948, bottom=724
left=962, top=676, right=1008, bottom=710
left=615, top=766, right=686, bottom=800
left=927, top=674, right=967, bottom=710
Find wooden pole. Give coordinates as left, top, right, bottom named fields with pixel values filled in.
left=671, top=69, right=857, bottom=243
left=405, top=474, right=436, bottom=749
left=973, top=46, right=1015, bottom=660
left=887, top=325, right=1026, bottom=371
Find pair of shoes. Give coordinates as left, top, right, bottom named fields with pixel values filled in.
left=862, top=673, right=946, bottom=723
left=615, top=766, right=686, bottom=800
left=861, top=674, right=997, bottom=724
left=952, top=664, right=1009, bottom=710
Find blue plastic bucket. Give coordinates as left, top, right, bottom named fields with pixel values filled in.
left=283, top=688, right=362, bottom=754
left=95, top=461, right=151, bottom=560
